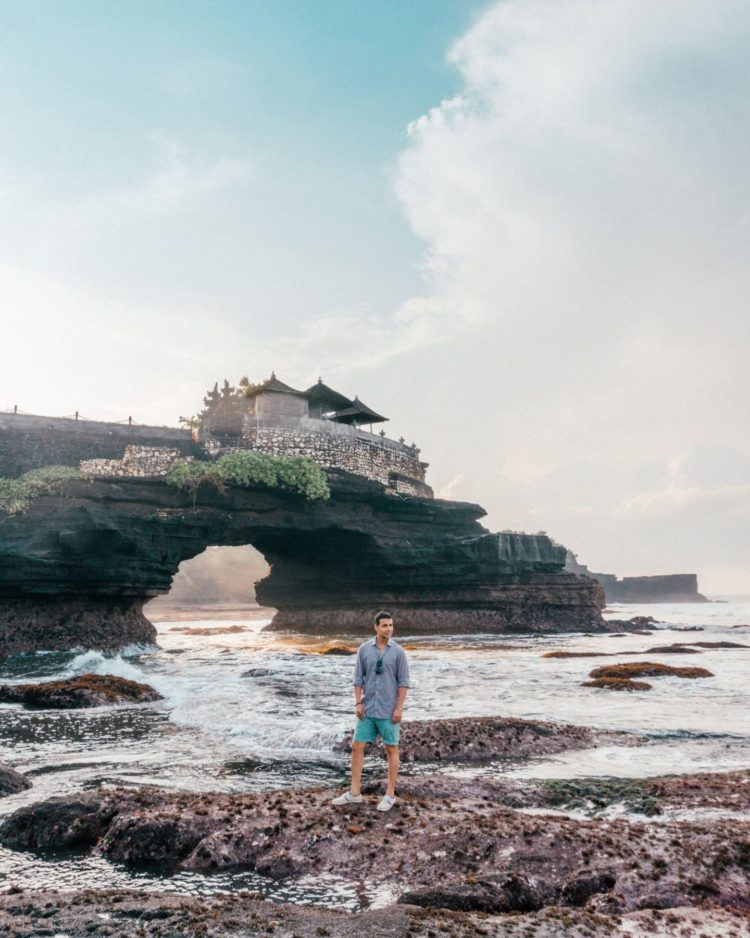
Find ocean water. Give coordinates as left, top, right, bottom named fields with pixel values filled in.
left=0, top=599, right=748, bottom=904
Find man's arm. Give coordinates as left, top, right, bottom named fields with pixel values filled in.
left=353, top=648, right=365, bottom=718
left=392, top=685, right=408, bottom=723
left=393, top=650, right=410, bottom=723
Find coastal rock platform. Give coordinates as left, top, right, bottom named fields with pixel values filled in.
left=3, top=770, right=749, bottom=916
left=334, top=715, right=636, bottom=763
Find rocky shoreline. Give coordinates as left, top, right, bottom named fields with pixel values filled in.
left=0, top=889, right=748, bottom=937
left=1, top=711, right=749, bottom=934
left=2, top=767, right=749, bottom=918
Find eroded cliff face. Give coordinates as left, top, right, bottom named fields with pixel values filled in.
left=0, top=471, right=605, bottom=653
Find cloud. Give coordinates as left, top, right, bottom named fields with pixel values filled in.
left=83, top=137, right=250, bottom=217
left=389, top=0, right=750, bottom=592
left=616, top=482, right=750, bottom=518
left=0, top=260, right=216, bottom=420
left=436, top=473, right=466, bottom=500
left=615, top=446, right=750, bottom=518
left=249, top=294, right=465, bottom=385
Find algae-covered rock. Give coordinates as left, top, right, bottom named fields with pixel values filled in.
left=582, top=677, right=652, bottom=691
left=588, top=662, right=713, bottom=680
left=0, top=673, right=163, bottom=709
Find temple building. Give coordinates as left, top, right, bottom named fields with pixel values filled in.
left=198, top=374, right=431, bottom=498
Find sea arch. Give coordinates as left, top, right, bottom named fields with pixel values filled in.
left=0, top=471, right=605, bottom=654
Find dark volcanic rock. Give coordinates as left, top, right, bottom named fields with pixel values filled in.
left=0, top=472, right=606, bottom=652
left=169, top=624, right=249, bottom=635
left=0, top=888, right=506, bottom=938
left=543, top=650, right=611, bottom=658
left=334, top=715, right=632, bottom=763
left=1, top=793, right=121, bottom=850
left=645, top=641, right=747, bottom=653
left=0, top=763, right=31, bottom=797
left=3, top=772, right=750, bottom=916
left=401, top=870, right=617, bottom=914
left=582, top=677, right=652, bottom=691
left=401, top=873, right=547, bottom=913
left=0, top=673, right=163, bottom=709
left=645, top=768, right=750, bottom=810
left=605, top=616, right=659, bottom=632
left=0, top=597, right=156, bottom=656
left=1, top=891, right=748, bottom=938
left=644, top=644, right=703, bottom=654
left=320, top=645, right=356, bottom=655
left=688, top=640, right=748, bottom=648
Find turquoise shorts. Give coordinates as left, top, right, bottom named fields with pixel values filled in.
left=353, top=715, right=401, bottom=746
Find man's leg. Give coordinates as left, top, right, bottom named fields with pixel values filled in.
left=384, top=745, right=399, bottom=797
left=351, top=741, right=366, bottom=795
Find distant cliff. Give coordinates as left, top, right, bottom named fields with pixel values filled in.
left=565, top=553, right=708, bottom=603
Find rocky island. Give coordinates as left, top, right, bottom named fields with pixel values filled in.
left=0, top=378, right=607, bottom=654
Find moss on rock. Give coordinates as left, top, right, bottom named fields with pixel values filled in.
left=0, top=466, right=89, bottom=515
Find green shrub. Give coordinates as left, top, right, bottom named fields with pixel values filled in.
left=165, top=452, right=330, bottom=502
left=0, top=466, right=89, bottom=515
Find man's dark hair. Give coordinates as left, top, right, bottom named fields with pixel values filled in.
left=374, top=610, right=393, bottom=625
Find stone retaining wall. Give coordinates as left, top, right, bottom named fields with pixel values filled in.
left=234, top=426, right=433, bottom=497
left=0, top=413, right=196, bottom=478
left=80, top=446, right=182, bottom=478
left=1, top=412, right=433, bottom=498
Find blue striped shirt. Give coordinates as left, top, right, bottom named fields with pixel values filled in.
left=353, top=638, right=410, bottom=719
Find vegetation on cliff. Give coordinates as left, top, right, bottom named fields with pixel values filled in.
left=0, top=466, right=89, bottom=515
left=165, top=451, right=330, bottom=502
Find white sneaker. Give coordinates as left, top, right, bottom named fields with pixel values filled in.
left=377, top=795, right=396, bottom=812
left=331, top=791, right=363, bottom=806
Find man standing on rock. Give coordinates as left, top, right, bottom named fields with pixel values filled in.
left=332, top=611, right=410, bottom=812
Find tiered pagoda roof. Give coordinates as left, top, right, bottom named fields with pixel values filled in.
left=332, top=396, right=388, bottom=425
left=249, top=374, right=388, bottom=426
left=304, top=378, right=354, bottom=412
left=244, top=373, right=304, bottom=397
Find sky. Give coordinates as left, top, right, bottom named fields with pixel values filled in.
left=1, top=0, right=748, bottom=595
